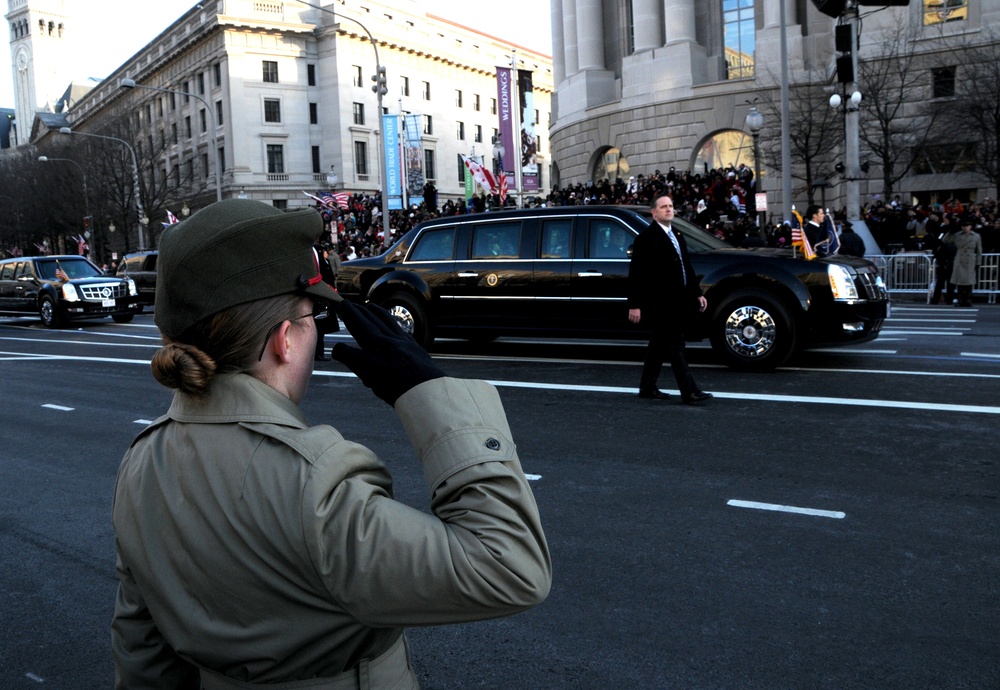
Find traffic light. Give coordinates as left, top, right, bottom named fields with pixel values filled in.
left=83, top=215, right=91, bottom=230
left=371, top=65, right=387, bottom=96
left=835, top=23, right=855, bottom=84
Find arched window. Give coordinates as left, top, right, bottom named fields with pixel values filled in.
left=693, top=130, right=756, bottom=174
left=590, top=146, right=631, bottom=185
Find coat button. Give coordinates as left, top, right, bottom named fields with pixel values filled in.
left=485, top=438, right=501, bottom=451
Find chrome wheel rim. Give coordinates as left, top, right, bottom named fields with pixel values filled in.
left=723, top=305, right=777, bottom=358
left=387, top=304, right=415, bottom=336
left=40, top=301, right=53, bottom=326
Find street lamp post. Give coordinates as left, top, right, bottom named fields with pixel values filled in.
left=744, top=103, right=765, bottom=230
left=59, top=126, right=148, bottom=250
left=120, top=78, right=223, bottom=203
left=291, top=0, right=391, bottom=247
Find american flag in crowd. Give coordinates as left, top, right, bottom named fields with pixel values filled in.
left=461, top=154, right=497, bottom=195
left=789, top=208, right=815, bottom=260
left=302, top=190, right=350, bottom=210
left=498, top=172, right=509, bottom=206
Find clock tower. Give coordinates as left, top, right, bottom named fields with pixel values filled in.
left=6, top=0, right=72, bottom=147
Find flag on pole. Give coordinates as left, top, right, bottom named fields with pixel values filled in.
left=162, top=210, right=180, bottom=229
left=498, top=172, right=509, bottom=206
left=789, top=208, right=816, bottom=260
left=319, top=191, right=350, bottom=209
left=461, top=155, right=497, bottom=195
left=817, top=212, right=841, bottom=257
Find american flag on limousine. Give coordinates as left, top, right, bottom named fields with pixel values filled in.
left=789, top=208, right=816, bottom=260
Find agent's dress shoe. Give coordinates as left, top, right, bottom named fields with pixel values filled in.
left=638, top=389, right=671, bottom=400
left=682, top=391, right=713, bottom=405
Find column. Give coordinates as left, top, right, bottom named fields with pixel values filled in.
left=663, top=0, right=696, bottom=45
left=562, top=0, right=579, bottom=76
left=551, top=0, right=565, bottom=83
left=632, top=0, right=663, bottom=52
left=764, top=0, right=797, bottom=28
left=576, top=0, right=605, bottom=70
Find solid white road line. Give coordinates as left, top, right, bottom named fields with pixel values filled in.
left=962, top=352, right=1000, bottom=359
left=727, top=499, right=846, bottom=519
left=134, top=419, right=154, bottom=425
left=42, top=404, right=74, bottom=411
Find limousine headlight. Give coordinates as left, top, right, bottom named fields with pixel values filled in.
left=127, top=278, right=138, bottom=296
left=61, top=283, right=80, bottom=302
left=828, top=264, right=859, bottom=301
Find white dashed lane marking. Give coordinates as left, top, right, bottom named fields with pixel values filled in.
left=42, top=404, right=74, bottom=411
left=728, top=499, right=846, bottom=519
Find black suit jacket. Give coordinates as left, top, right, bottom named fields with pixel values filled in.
left=627, top=221, right=702, bottom=327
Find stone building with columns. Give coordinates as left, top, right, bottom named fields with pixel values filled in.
left=22, top=0, right=552, bottom=217
left=548, top=0, right=999, bottom=213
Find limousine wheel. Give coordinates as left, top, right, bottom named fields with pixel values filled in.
left=376, top=292, right=431, bottom=349
left=112, top=313, right=134, bottom=324
left=38, top=296, right=65, bottom=329
left=710, top=289, right=795, bottom=371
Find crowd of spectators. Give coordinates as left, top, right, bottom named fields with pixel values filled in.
left=314, top=166, right=999, bottom=262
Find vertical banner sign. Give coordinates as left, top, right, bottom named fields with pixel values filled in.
left=517, top=70, right=538, bottom=192
left=463, top=154, right=473, bottom=199
left=495, top=65, right=516, bottom=190
left=383, top=113, right=403, bottom=211
left=403, top=113, right=425, bottom=199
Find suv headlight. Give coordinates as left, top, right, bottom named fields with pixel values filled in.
left=127, top=278, right=138, bottom=296
left=828, top=264, right=859, bottom=301
left=61, top=283, right=80, bottom=301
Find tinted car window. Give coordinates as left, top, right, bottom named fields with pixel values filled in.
left=14, top=261, right=31, bottom=279
left=472, top=222, right=521, bottom=259
left=589, top=219, right=633, bottom=259
left=540, top=219, right=572, bottom=259
left=409, top=228, right=456, bottom=261
left=36, top=258, right=101, bottom=280
left=0, top=262, right=13, bottom=280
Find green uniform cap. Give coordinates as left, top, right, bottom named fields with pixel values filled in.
left=155, top=199, right=341, bottom=339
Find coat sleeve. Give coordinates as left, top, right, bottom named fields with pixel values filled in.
left=302, top=378, right=551, bottom=627
left=111, top=544, right=201, bottom=690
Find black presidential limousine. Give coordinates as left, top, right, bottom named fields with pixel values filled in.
left=336, top=206, right=889, bottom=370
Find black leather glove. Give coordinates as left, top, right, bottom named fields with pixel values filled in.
left=331, top=301, right=446, bottom=406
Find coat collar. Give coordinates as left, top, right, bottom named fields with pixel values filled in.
left=167, top=372, right=309, bottom=428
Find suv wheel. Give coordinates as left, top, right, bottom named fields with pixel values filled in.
left=710, top=289, right=795, bottom=371
left=39, top=296, right=65, bottom=329
left=376, top=291, right=431, bottom=349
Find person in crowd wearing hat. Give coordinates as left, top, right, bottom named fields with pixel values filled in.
left=627, top=193, right=712, bottom=405
left=838, top=220, right=866, bottom=258
left=945, top=216, right=983, bottom=307
left=111, top=199, right=550, bottom=688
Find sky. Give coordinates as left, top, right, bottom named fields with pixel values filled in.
left=0, top=0, right=552, bottom=109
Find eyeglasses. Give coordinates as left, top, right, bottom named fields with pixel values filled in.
left=257, top=301, right=331, bottom=361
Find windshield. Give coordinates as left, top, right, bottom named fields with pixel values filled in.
left=631, top=209, right=733, bottom=252
left=36, top=258, right=102, bottom=280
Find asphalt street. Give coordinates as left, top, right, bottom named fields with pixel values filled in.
left=1, top=301, right=998, bottom=689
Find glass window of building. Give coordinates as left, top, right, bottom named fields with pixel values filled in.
left=216, top=100, right=223, bottom=126
left=307, top=64, right=316, bottom=86
left=932, top=66, right=956, bottom=98
left=924, top=0, right=967, bottom=25
left=475, top=124, right=482, bottom=143
left=590, top=147, right=630, bottom=184
left=424, top=114, right=433, bottom=135
left=474, top=94, right=481, bottom=111
left=422, top=80, right=431, bottom=100
left=355, top=141, right=369, bottom=176
left=312, top=146, right=321, bottom=174
left=723, top=0, right=755, bottom=79
left=264, top=98, right=281, bottom=123
left=267, top=144, right=284, bottom=174
left=455, top=89, right=463, bottom=107
left=198, top=72, right=206, bottom=94
left=694, top=129, right=755, bottom=172
left=353, top=102, right=365, bottom=126
left=490, top=98, right=497, bottom=115
left=263, top=61, right=278, bottom=83
left=424, top=149, right=436, bottom=181
left=310, top=102, right=318, bottom=124
left=352, top=65, right=362, bottom=87
left=214, top=62, right=221, bottom=87
left=401, top=75, right=410, bottom=96
left=457, top=121, right=465, bottom=140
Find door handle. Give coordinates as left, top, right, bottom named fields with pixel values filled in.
left=457, top=272, right=479, bottom=278
left=577, top=271, right=603, bottom=277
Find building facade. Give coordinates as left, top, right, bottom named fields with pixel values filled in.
left=23, top=0, right=552, bottom=211
left=549, top=0, right=998, bottom=213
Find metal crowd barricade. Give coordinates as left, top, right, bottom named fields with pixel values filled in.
left=867, top=252, right=999, bottom=304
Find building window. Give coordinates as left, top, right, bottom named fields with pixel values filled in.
left=352, top=65, right=363, bottom=87
left=401, top=75, right=410, bottom=96
left=273, top=199, right=287, bottom=210
left=312, top=146, right=321, bottom=174
left=422, top=80, right=431, bottom=100
left=490, top=97, right=497, bottom=115
left=267, top=144, right=284, bottom=174
left=474, top=94, right=481, bottom=111
left=932, top=67, right=956, bottom=98
left=182, top=81, right=190, bottom=102
left=264, top=98, right=281, bottom=123
left=310, top=102, right=318, bottom=124
left=145, top=104, right=152, bottom=122
left=169, top=93, right=176, bottom=111
left=171, top=122, right=178, bottom=144
left=185, top=115, right=191, bottom=139
left=198, top=72, right=206, bottom=94
left=423, top=114, right=433, bottom=135
left=455, top=89, right=463, bottom=107
left=457, top=121, right=465, bottom=140
left=218, top=146, right=225, bottom=172
left=424, top=149, right=436, bottom=181
left=214, top=62, right=221, bottom=87
left=457, top=155, right=466, bottom=183
left=723, top=0, right=755, bottom=79
left=263, top=60, right=278, bottom=83
left=924, top=0, right=967, bottom=25
left=355, top=140, right=369, bottom=176
left=202, top=152, right=209, bottom=179
left=353, top=102, right=365, bottom=125
left=474, top=124, right=482, bottom=143
left=307, top=63, right=316, bottom=86
left=158, top=98, right=164, bottom=117
left=199, top=108, right=207, bottom=133
left=216, top=100, right=223, bottom=126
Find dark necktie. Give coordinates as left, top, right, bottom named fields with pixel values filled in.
left=665, top=226, right=686, bottom=285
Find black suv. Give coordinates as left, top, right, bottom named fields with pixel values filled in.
left=117, top=250, right=158, bottom=309
left=0, top=255, right=140, bottom=328
left=336, top=206, right=889, bottom=370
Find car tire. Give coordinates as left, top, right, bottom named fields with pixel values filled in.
left=375, top=291, right=432, bottom=349
left=112, top=313, right=134, bottom=323
left=709, top=289, right=796, bottom=371
left=38, top=296, right=65, bottom=329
